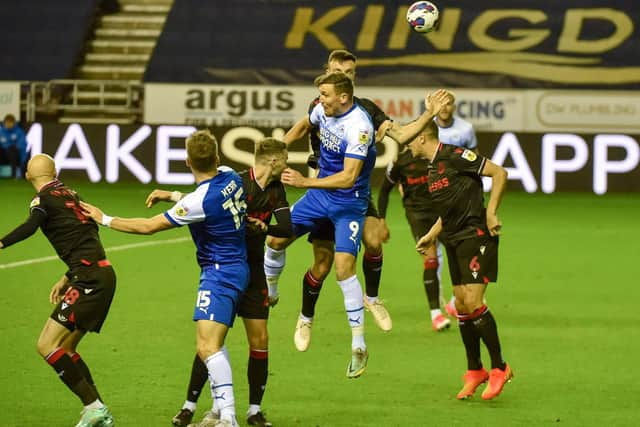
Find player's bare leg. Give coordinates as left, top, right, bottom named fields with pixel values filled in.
left=361, top=216, right=392, bottom=331
left=453, top=284, right=512, bottom=400
left=294, top=240, right=333, bottom=352
left=242, top=318, right=272, bottom=426
left=335, top=252, right=368, bottom=378
left=38, top=319, right=113, bottom=426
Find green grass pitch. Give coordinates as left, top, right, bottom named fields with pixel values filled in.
left=1, top=179, right=638, bottom=426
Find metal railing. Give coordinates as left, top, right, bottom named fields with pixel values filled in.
left=23, top=79, right=144, bottom=122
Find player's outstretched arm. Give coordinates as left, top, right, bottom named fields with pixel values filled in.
left=281, top=157, right=363, bottom=189
left=145, top=189, right=183, bottom=208
left=283, top=115, right=313, bottom=145
left=80, top=201, right=175, bottom=235
left=481, top=160, right=508, bottom=236
left=0, top=209, right=47, bottom=250
left=416, top=217, right=442, bottom=255
left=386, top=89, right=451, bottom=144
left=267, top=207, right=293, bottom=238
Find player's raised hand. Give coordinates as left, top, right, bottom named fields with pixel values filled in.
left=145, top=189, right=174, bottom=208
left=49, top=275, right=69, bottom=304
left=281, top=168, right=307, bottom=188
left=79, top=201, right=104, bottom=224
left=486, top=213, right=502, bottom=236
left=424, top=89, right=451, bottom=116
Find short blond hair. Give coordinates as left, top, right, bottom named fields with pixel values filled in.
left=186, top=129, right=218, bottom=173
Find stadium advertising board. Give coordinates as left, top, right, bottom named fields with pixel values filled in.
left=145, top=83, right=525, bottom=131
left=0, top=82, right=20, bottom=119
left=146, top=0, right=640, bottom=88
left=146, top=84, right=640, bottom=134
left=525, top=91, right=640, bottom=134
left=25, top=123, right=639, bottom=194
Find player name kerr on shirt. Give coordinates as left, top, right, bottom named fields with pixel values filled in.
left=164, top=166, right=247, bottom=267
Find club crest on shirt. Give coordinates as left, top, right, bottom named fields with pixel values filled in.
left=461, top=150, right=477, bottom=162
left=358, top=129, right=370, bottom=144
left=30, top=196, right=41, bottom=208
left=175, top=205, right=189, bottom=217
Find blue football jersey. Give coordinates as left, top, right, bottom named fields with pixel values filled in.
left=309, top=102, right=375, bottom=200
left=164, top=166, right=247, bottom=267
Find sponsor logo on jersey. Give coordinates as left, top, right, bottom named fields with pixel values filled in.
left=358, top=129, right=370, bottom=144
left=30, top=197, right=41, bottom=208
left=319, top=127, right=342, bottom=153
left=175, top=205, right=189, bottom=217
left=461, top=150, right=477, bottom=162
left=83, top=288, right=93, bottom=294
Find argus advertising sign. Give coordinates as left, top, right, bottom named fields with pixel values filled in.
left=146, top=0, right=640, bottom=88
left=145, top=83, right=525, bottom=131
left=145, top=83, right=640, bottom=134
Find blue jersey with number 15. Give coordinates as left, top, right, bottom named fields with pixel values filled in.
left=164, top=166, right=247, bottom=267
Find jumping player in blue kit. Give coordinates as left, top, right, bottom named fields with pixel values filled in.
left=273, top=71, right=375, bottom=378
left=81, top=130, right=248, bottom=427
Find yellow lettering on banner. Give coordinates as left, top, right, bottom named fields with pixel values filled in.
left=423, top=8, right=461, bottom=51
left=389, top=7, right=461, bottom=51
left=285, top=6, right=353, bottom=49
left=356, top=5, right=384, bottom=51
left=558, top=9, right=633, bottom=53
left=388, top=6, right=412, bottom=49
left=469, top=10, right=550, bottom=51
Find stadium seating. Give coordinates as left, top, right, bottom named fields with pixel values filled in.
left=0, top=1, right=100, bottom=80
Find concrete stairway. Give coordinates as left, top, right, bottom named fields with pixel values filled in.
left=61, top=0, right=174, bottom=124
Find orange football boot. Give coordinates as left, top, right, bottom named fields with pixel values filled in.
left=456, top=368, right=490, bottom=400
left=481, top=364, right=514, bottom=400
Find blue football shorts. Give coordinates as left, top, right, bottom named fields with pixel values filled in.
left=291, top=189, right=367, bottom=256
left=193, top=261, right=249, bottom=326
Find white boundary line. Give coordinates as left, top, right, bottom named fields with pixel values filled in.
left=0, top=236, right=191, bottom=270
